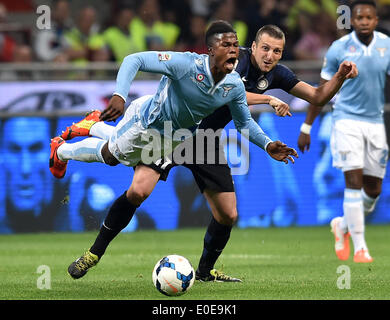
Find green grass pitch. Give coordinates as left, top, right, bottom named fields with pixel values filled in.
left=1, top=225, right=389, bottom=300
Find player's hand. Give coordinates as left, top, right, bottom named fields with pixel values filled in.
left=269, top=96, right=292, bottom=117
left=100, top=95, right=125, bottom=122
left=297, top=132, right=311, bottom=153
left=266, top=140, right=298, bottom=164
left=338, top=61, right=358, bottom=79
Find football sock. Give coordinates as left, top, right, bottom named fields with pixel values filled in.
left=57, top=137, right=106, bottom=163
left=90, top=122, right=114, bottom=141
left=361, top=188, right=379, bottom=215
left=339, top=216, right=348, bottom=233
left=343, top=188, right=367, bottom=253
left=197, top=216, right=232, bottom=275
left=90, top=192, right=139, bottom=258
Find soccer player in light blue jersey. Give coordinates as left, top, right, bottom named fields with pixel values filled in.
left=51, top=21, right=300, bottom=279
left=298, top=0, right=390, bottom=263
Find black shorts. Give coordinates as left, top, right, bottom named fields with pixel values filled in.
left=137, top=131, right=235, bottom=193
left=141, top=160, right=235, bottom=193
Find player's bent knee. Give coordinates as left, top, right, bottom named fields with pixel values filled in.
left=127, top=187, right=152, bottom=206
left=217, top=210, right=237, bottom=226
left=101, top=142, right=119, bottom=166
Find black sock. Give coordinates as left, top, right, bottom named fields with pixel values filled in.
left=90, top=192, right=138, bottom=258
left=197, top=216, right=232, bottom=275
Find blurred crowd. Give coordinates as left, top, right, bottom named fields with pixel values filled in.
left=1, top=0, right=390, bottom=66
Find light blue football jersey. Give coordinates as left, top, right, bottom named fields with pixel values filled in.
left=321, top=31, right=390, bottom=123
left=114, top=51, right=272, bottom=149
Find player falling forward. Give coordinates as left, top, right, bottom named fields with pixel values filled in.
left=50, top=21, right=298, bottom=280
left=56, top=23, right=357, bottom=282
left=298, top=0, right=390, bottom=263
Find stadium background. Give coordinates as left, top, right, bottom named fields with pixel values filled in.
left=0, top=0, right=389, bottom=233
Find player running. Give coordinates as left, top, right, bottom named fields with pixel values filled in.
left=298, top=0, right=390, bottom=263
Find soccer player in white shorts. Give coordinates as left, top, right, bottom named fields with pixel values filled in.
left=298, top=0, right=390, bottom=263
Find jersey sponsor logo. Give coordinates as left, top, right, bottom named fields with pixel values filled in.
left=158, top=52, right=172, bottom=61
left=222, top=85, right=234, bottom=97
left=376, top=47, right=387, bottom=57
left=256, top=78, right=269, bottom=90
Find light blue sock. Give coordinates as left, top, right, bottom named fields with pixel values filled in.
left=57, top=137, right=106, bottom=163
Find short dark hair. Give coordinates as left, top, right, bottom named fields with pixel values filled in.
left=255, top=25, right=285, bottom=43
left=351, top=0, right=377, bottom=11
left=205, top=20, right=236, bottom=47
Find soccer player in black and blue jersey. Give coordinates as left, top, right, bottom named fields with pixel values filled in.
left=65, top=23, right=356, bottom=282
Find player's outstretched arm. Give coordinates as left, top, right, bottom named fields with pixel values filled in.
left=266, top=141, right=298, bottom=164
left=101, top=51, right=192, bottom=122
left=246, top=92, right=292, bottom=117
left=289, top=61, right=358, bottom=106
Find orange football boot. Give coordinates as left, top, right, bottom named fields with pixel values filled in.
left=330, top=217, right=350, bottom=261
left=49, top=136, right=67, bottom=179
left=60, top=110, right=101, bottom=140
left=353, top=249, right=373, bottom=263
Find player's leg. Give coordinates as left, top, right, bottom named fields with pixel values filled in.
left=67, top=165, right=161, bottom=279
left=362, top=175, right=382, bottom=215
left=51, top=95, right=153, bottom=178
left=187, top=163, right=241, bottom=282
left=60, top=110, right=115, bottom=141
left=329, top=119, right=361, bottom=261
left=49, top=136, right=107, bottom=179
left=351, top=122, right=389, bottom=262
left=361, top=121, right=388, bottom=216
left=197, top=189, right=241, bottom=282
left=343, top=169, right=373, bottom=262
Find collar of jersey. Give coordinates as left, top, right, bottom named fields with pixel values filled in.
left=351, top=31, right=377, bottom=56
left=204, top=55, right=228, bottom=95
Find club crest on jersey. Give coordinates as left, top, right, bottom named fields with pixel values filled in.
left=158, top=52, right=172, bottom=61
left=196, top=74, right=205, bottom=82
left=222, top=85, right=234, bottom=97
left=376, top=47, right=387, bottom=57
left=346, top=45, right=360, bottom=57
left=256, top=78, right=268, bottom=91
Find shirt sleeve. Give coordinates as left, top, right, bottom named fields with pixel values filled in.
left=275, top=65, right=300, bottom=92
left=320, top=42, right=339, bottom=81
left=227, top=82, right=273, bottom=150
left=113, top=51, right=192, bottom=101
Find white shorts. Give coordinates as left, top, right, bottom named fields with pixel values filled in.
left=108, top=95, right=177, bottom=167
left=330, top=119, right=389, bottom=178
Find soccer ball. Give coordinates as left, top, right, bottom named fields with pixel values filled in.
left=152, top=254, right=195, bottom=296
